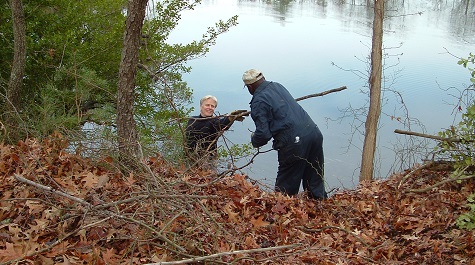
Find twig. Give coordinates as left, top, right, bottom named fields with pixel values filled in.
left=93, top=195, right=149, bottom=209
left=101, top=212, right=186, bottom=252
left=14, top=174, right=92, bottom=207
left=159, top=210, right=186, bottom=234
left=196, top=200, right=233, bottom=237
left=297, top=225, right=371, bottom=248
left=397, top=163, right=432, bottom=189
left=143, top=244, right=302, bottom=265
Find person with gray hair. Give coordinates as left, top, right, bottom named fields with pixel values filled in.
left=185, top=95, right=247, bottom=169
left=242, top=69, right=327, bottom=200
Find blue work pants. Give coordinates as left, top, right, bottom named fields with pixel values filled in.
left=275, top=126, right=327, bottom=200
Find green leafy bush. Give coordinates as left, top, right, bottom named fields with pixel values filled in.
left=436, top=53, right=475, bottom=230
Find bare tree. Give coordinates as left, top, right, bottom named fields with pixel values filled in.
left=117, top=0, right=148, bottom=160
left=360, top=0, right=384, bottom=182
left=5, top=0, right=26, bottom=134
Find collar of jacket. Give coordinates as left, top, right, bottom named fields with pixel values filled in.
left=249, top=81, right=271, bottom=104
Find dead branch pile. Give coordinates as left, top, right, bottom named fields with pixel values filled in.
left=0, top=134, right=474, bottom=264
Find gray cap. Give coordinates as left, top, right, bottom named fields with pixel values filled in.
left=242, top=69, right=263, bottom=85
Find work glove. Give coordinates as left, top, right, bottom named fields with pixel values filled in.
left=229, top=109, right=249, bottom=122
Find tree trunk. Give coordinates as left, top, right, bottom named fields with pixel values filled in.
left=116, top=0, right=148, bottom=160
left=359, top=0, right=384, bottom=182
left=6, top=0, right=26, bottom=134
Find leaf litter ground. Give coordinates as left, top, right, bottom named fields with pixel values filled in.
left=0, top=135, right=474, bottom=264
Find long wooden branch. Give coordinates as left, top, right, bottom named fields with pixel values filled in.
left=394, top=129, right=464, bottom=142
left=168, top=86, right=348, bottom=123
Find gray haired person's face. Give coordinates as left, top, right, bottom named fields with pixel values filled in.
left=200, top=98, right=216, bottom=117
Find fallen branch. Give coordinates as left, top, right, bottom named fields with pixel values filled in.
left=394, top=129, right=465, bottom=142
left=144, top=244, right=302, bottom=265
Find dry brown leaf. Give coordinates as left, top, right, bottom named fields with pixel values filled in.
left=81, top=172, right=98, bottom=189
left=0, top=242, right=21, bottom=261
left=251, top=215, right=270, bottom=228
left=223, top=202, right=240, bottom=223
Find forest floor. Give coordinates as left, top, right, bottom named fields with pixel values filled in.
left=1, top=134, right=474, bottom=264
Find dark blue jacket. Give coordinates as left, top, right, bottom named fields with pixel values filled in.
left=250, top=81, right=317, bottom=149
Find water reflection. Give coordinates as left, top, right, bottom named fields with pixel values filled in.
left=176, top=0, right=474, bottom=190
left=235, top=0, right=475, bottom=42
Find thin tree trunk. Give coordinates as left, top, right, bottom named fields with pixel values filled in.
left=116, top=0, right=148, bottom=160
left=360, top=0, right=384, bottom=182
left=6, top=0, right=26, bottom=130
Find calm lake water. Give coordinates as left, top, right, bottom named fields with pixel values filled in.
left=168, top=0, right=475, bottom=191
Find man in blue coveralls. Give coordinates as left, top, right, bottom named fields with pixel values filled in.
left=242, top=69, right=327, bottom=200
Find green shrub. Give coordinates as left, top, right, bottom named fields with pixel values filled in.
left=436, top=53, right=475, bottom=230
